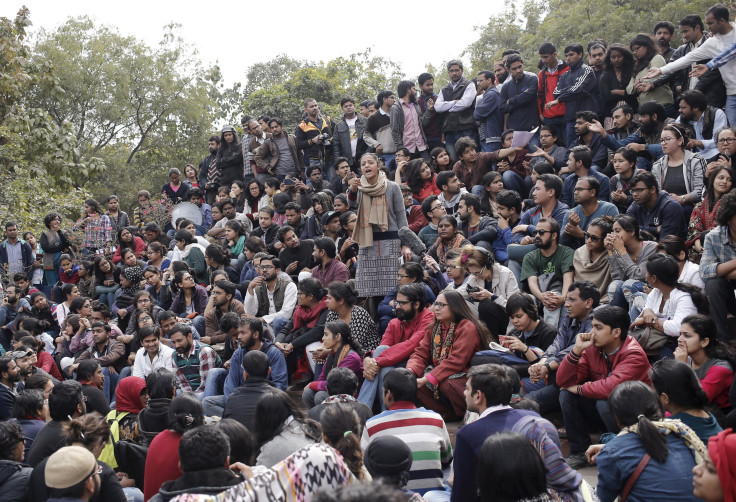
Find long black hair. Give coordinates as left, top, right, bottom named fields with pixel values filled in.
left=650, top=359, right=709, bottom=412
left=324, top=320, right=365, bottom=373
left=705, top=165, right=735, bottom=211
left=244, top=179, right=264, bottom=211
left=608, top=381, right=668, bottom=463
left=630, top=34, right=658, bottom=73
left=437, top=290, right=493, bottom=347
left=253, top=389, right=321, bottom=447
left=604, top=44, right=635, bottom=87
left=404, top=159, right=428, bottom=195
left=645, top=254, right=709, bottom=314
left=681, top=314, right=736, bottom=369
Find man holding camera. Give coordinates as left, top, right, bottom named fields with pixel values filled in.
left=295, top=98, right=336, bottom=181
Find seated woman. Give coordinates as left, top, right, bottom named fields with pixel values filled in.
left=319, top=404, right=370, bottom=480
left=479, top=171, right=503, bottom=217
left=223, top=220, right=247, bottom=269
left=429, top=146, right=452, bottom=173
left=692, top=429, right=736, bottom=502
left=651, top=359, right=723, bottom=443
left=606, top=215, right=658, bottom=312
left=239, top=237, right=266, bottom=287
left=377, top=262, right=436, bottom=334
left=609, top=147, right=643, bottom=214
left=573, top=216, right=613, bottom=302
left=428, top=215, right=471, bottom=271
left=528, top=125, right=568, bottom=174
left=705, top=126, right=736, bottom=178
left=205, top=244, right=239, bottom=284
left=93, top=255, right=120, bottom=311
left=302, top=320, right=364, bottom=409
left=112, top=266, right=143, bottom=330
left=254, top=388, right=321, bottom=467
left=325, top=282, right=380, bottom=353
left=243, top=179, right=269, bottom=222
left=630, top=254, right=707, bottom=358
left=656, top=236, right=705, bottom=289
left=688, top=165, right=734, bottom=252
left=169, top=270, right=208, bottom=337
left=495, top=129, right=531, bottom=197
left=589, top=381, right=706, bottom=502
left=55, top=283, right=80, bottom=331
left=173, top=229, right=207, bottom=285
left=119, top=247, right=146, bottom=271
left=406, top=290, right=491, bottom=420
left=502, top=292, right=558, bottom=364
left=275, top=278, right=329, bottom=380
left=440, top=248, right=472, bottom=296
left=146, top=241, right=171, bottom=272
left=144, top=265, right=172, bottom=310
left=676, top=314, right=735, bottom=415
left=98, top=375, right=149, bottom=471
left=76, top=260, right=95, bottom=299
left=302, top=192, right=333, bottom=240
left=398, top=159, right=440, bottom=203
left=112, top=227, right=147, bottom=265
left=335, top=211, right=359, bottom=278
left=460, top=245, right=520, bottom=339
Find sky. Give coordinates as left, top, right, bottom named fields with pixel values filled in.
left=6, top=0, right=506, bottom=87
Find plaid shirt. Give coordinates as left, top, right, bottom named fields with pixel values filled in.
left=173, top=340, right=219, bottom=393
left=74, top=214, right=112, bottom=250
left=700, top=225, right=736, bottom=281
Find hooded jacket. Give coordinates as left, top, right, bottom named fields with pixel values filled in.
left=151, top=468, right=243, bottom=502
left=0, top=459, right=32, bottom=502
left=626, top=192, right=687, bottom=241
left=553, top=59, right=600, bottom=120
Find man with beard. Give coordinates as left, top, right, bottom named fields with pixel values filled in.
left=333, top=97, right=367, bottom=170
left=390, top=80, right=431, bottom=161
left=0, top=283, right=29, bottom=349
left=653, top=21, right=676, bottom=62
left=417, top=73, right=443, bottom=151
left=200, top=135, right=220, bottom=205
left=561, top=145, right=611, bottom=209
left=282, top=202, right=307, bottom=238
left=571, top=111, right=608, bottom=170
left=0, top=356, right=20, bottom=420
left=436, top=171, right=468, bottom=215
left=358, top=283, right=434, bottom=412
left=243, top=256, right=297, bottom=338
left=276, top=225, right=315, bottom=283
left=311, top=237, right=349, bottom=286
left=223, top=322, right=287, bottom=427
left=625, top=171, right=686, bottom=240
left=494, top=59, right=509, bottom=89
left=434, top=60, right=477, bottom=162
left=560, top=176, right=618, bottom=249
left=171, top=324, right=222, bottom=400
left=457, top=193, right=498, bottom=252
left=70, top=322, right=125, bottom=403
left=676, top=89, right=727, bottom=160
left=43, top=446, right=101, bottom=501
left=201, top=281, right=244, bottom=347
left=521, top=217, right=574, bottom=328
left=295, top=99, right=336, bottom=181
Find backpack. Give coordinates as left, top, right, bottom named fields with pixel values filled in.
left=97, top=409, right=130, bottom=469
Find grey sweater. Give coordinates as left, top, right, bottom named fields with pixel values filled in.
left=608, top=240, right=658, bottom=281
left=353, top=180, right=409, bottom=234
left=256, top=420, right=319, bottom=467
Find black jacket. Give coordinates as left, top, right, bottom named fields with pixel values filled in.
left=250, top=224, right=280, bottom=255
left=0, top=460, right=32, bottom=502
left=151, top=468, right=243, bottom=502
left=223, top=377, right=275, bottom=431
left=28, top=457, right=126, bottom=502
left=138, top=397, right=172, bottom=446
left=333, top=114, right=368, bottom=166
left=26, top=420, right=66, bottom=467
left=82, top=384, right=111, bottom=417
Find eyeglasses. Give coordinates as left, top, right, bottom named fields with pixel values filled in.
left=446, top=265, right=462, bottom=270
left=470, top=266, right=485, bottom=276
left=718, top=137, right=736, bottom=145
left=659, top=137, right=676, bottom=144
left=583, top=232, right=601, bottom=243
left=433, top=301, right=448, bottom=309
left=260, top=265, right=275, bottom=270
left=630, top=187, right=649, bottom=194
left=249, top=186, right=260, bottom=191
left=431, top=205, right=444, bottom=212
left=573, top=187, right=592, bottom=193
left=394, top=299, right=412, bottom=306
left=137, top=299, right=151, bottom=304
left=533, top=229, right=549, bottom=236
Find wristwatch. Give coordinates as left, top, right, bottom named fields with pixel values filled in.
left=544, top=362, right=552, bottom=373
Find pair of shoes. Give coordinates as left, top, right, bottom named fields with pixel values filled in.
left=287, top=377, right=310, bottom=392
left=565, top=452, right=590, bottom=470
left=557, top=427, right=567, bottom=439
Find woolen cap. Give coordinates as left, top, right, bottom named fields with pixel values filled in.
left=363, top=435, right=413, bottom=478
left=45, top=446, right=98, bottom=489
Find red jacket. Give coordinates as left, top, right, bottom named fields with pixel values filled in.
left=376, top=308, right=435, bottom=368
left=556, top=335, right=651, bottom=400
left=538, top=63, right=569, bottom=119
left=407, top=318, right=482, bottom=386
left=112, top=236, right=148, bottom=264
left=407, top=205, right=428, bottom=234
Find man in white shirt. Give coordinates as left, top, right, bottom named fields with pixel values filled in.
left=132, top=326, right=175, bottom=379
left=434, top=60, right=477, bottom=163
left=243, top=256, right=297, bottom=338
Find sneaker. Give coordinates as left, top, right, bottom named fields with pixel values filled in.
left=565, top=452, right=590, bottom=470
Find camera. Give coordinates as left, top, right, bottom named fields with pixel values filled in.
left=319, top=133, right=331, bottom=146
left=466, top=285, right=480, bottom=294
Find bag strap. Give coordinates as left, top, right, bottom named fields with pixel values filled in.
left=620, top=453, right=651, bottom=502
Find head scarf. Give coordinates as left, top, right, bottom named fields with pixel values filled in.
left=364, top=436, right=413, bottom=487
left=709, top=428, right=736, bottom=502
left=114, top=376, right=147, bottom=414
left=121, top=266, right=143, bottom=296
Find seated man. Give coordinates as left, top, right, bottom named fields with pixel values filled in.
left=358, top=284, right=434, bottom=411
left=556, top=305, right=651, bottom=469
left=311, top=237, right=349, bottom=287
left=675, top=90, right=727, bottom=161
left=170, top=324, right=224, bottom=401
left=153, top=427, right=243, bottom=501
left=361, top=368, right=452, bottom=496
left=559, top=176, right=618, bottom=249
left=520, top=217, right=574, bottom=328
left=493, top=190, right=522, bottom=263
left=276, top=225, right=315, bottom=283
left=626, top=170, right=686, bottom=241
left=571, top=111, right=609, bottom=169
left=131, top=325, right=176, bottom=379
left=401, top=185, right=429, bottom=234
left=243, top=256, right=297, bottom=337
left=201, top=281, right=245, bottom=348
left=418, top=195, right=446, bottom=248
left=249, top=208, right=280, bottom=254
left=456, top=193, right=498, bottom=252
left=447, top=364, right=583, bottom=502
left=561, top=145, right=611, bottom=208
left=69, top=322, right=125, bottom=403
left=525, top=281, right=598, bottom=413
left=436, top=171, right=467, bottom=215
left=701, top=191, right=736, bottom=341
left=223, top=350, right=275, bottom=430
left=308, top=367, right=373, bottom=427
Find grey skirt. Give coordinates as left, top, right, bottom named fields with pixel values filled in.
left=355, top=237, right=401, bottom=297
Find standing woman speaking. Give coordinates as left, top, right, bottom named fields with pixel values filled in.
left=348, top=153, right=408, bottom=298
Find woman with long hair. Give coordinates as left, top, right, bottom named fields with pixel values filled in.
left=652, top=123, right=706, bottom=221
left=93, top=255, right=120, bottom=311
left=573, top=216, right=614, bottom=301
left=173, top=229, right=207, bottom=285
left=302, top=320, right=364, bottom=408
left=215, top=125, right=244, bottom=196
left=303, top=192, right=334, bottom=240
left=675, top=314, right=736, bottom=414
left=73, top=198, right=113, bottom=257
left=183, top=163, right=199, bottom=189
left=229, top=179, right=247, bottom=212
left=656, top=235, right=705, bottom=289
left=399, top=159, right=440, bottom=203
left=600, top=44, right=638, bottom=116
left=688, top=165, right=734, bottom=250
left=169, top=270, right=208, bottom=318
left=319, top=404, right=370, bottom=480
left=589, top=381, right=707, bottom=502
left=610, top=147, right=643, bottom=213
left=479, top=171, right=504, bottom=217
left=651, top=359, right=722, bottom=443
left=406, top=290, right=491, bottom=420
left=349, top=153, right=408, bottom=298
left=223, top=220, right=247, bottom=264
left=527, top=125, right=568, bottom=173
left=253, top=388, right=321, bottom=467
left=40, top=212, right=71, bottom=296
left=325, top=282, right=380, bottom=352
left=429, top=147, right=452, bottom=172
left=631, top=254, right=709, bottom=357
left=55, top=283, right=80, bottom=330
left=428, top=215, right=471, bottom=270
left=606, top=214, right=659, bottom=311
left=627, top=34, right=674, bottom=113
left=120, top=248, right=146, bottom=271
left=145, top=241, right=171, bottom=272
left=112, top=226, right=146, bottom=265
left=242, top=179, right=268, bottom=221
left=204, top=244, right=239, bottom=285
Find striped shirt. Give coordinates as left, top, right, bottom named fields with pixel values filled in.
left=361, top=402, right=452, bottom=494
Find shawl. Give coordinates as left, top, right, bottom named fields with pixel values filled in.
left=424, top=322, right=463, bottom=400
left=323, top=344, right=352, bottom=377
left=291, top=297, right=328, bottom=330
left=169, top=443, right=355, bottom=502
left=434, top=233, right=467, bottom=267
left=181, top=243, right=207, bottom=260
left=618, top=418, right=708, bottom=465
left=229, top=235, right=245, bottom=257
left=573, top=246, right=612, bottom=300
left=687, top=195, right=722, bottom=247
left=352, top=172, right=389, bottom=248
left=708, top=428, right=736, bottom=502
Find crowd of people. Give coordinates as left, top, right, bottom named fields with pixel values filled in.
left=3, top=4, right=736, bottom=501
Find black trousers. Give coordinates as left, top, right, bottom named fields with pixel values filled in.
left=705, top=277, right=736, bottom=341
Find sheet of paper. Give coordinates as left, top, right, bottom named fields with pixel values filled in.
left=511, top=127, right=539, bottom=148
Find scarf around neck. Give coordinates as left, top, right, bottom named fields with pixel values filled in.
left=352, top=172, right=389, bottom=247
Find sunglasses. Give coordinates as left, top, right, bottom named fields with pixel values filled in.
left=584, top=232, right=601, bottom=243
left=533, top=229, right=549, bottom=236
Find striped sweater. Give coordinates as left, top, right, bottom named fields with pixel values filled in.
left=361, top=402, right=452, bottom=495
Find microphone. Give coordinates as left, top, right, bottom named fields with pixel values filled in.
left=398, top=227, right=426, bottom=259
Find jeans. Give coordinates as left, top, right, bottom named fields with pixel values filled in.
left=302, top=387, right=329, bottom=409
left=192, top=316, right=205, bottom=340
left=705, top=277, right=736, bottom=341
left=470, top=184, right=485, bottom=198
left=380, top=154, right=395, bottom=169
left=356, top=346, right=406, bottom=412
left=271, top=315, right=290, bottom=339
left=96, top=284, right=121, bottom=312
left=481, top=140, right=501, bottom=153
left=202, top=395, right=226, bottom=417
left=608, top=279, right=644, bottom=311
left=502, top=170, right=533, bottom=199
left=559, top=390, right=618, bottom=453
left=102, top=366, right=120, bottom=403
left=197, top=368, right=227, bottom=400
left=506, top=244, right=536, bottom=286
left=524, top=380, right=561, bottom=414
left=445, top=129, right=478, bottom=162
left=307, top=157, right=336, bottom=184
left=727, top=95, right=736, bottom=131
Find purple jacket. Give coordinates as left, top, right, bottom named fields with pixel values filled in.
left=314, top=350, right=363, bottom=392
left=169, top=285, right=209, bottom=317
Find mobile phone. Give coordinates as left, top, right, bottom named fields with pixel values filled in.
left=283, top=178, right=295, bottom=186
left=466, top=285, right=480, bottom=294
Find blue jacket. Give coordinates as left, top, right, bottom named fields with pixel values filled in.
left=596, top=431, right=699, bottom=502
left=473, top=86, right=504, bottom=141
left=553, top=59, right=600, bottom=120
left=499, top=72, right=540, bottom=131
left=514, top=201, right=570, bottom=244
left=626, top=192, right=686, bottom=241
left=224, top=340, right=287, bottom=397
left=0, top=239, right=35, bottom=280
left=562, top=170, right=611, bottom=208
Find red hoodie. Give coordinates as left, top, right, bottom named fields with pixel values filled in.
left=538, top=62, right=569, bottom=119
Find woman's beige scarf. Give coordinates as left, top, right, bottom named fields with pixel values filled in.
left=352, top=172, right=389, bottom=247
